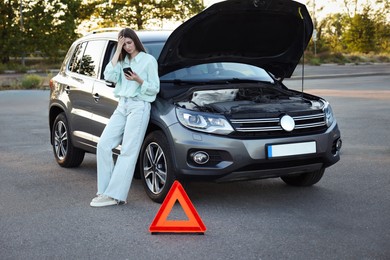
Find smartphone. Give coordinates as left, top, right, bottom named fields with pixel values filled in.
left=123, top=67, right=133, bottom=75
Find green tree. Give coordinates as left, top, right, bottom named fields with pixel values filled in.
left=22, top=0, right=100, bottom=60
left=93, top=0, right=204, bottom=30
left=343, top=7, right=377, bottom=53
left=0, top=0, right=99, bottom=63
left=316, top=0, right=389, bottom=54
left=321, top=13, right=349, bottom=52
left=1, top=0, right=203, bottom=63
left=372, top=1, right=390, bottom=52
left=0, top=0, right=22, bottom=63
left=339, top=0, right=389, bottom=53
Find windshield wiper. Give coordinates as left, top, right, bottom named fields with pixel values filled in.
left=160, top=79, right=204, bottom=85
left=206, top=78, right=274, bottom=84
left=160, top=78, right=274, bottom=85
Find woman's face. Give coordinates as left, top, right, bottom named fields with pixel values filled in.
left=122, top=37, right=137, bottom=55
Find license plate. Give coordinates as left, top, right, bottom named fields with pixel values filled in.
left=267, top=141, right=316, bottom=158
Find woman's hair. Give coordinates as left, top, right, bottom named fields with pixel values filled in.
left=118, top=28, right=146, bottom=61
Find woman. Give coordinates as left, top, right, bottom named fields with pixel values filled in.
left=90, top=28, right=160, bottom=207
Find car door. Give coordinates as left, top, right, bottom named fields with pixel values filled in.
left=66, top=40, right=107, bottom=148
left=90, top=40, right=118, bottom=146
left=65, top=41, right=95, bottom=147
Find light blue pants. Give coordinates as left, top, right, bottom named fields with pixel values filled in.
left=96, top=97, right=151, bottom=201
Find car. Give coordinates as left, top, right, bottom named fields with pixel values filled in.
left=49, top=0, right=342, bottom=202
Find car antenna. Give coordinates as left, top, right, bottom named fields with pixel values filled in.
left=299, top=7, right=305, bottom=97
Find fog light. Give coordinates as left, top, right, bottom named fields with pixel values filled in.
left=192, top=151, right=209, bottom=165
left=336, top=138, right=342, bottom=151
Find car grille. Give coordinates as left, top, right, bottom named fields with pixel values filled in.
left=228, top=112, right=327, bottom=138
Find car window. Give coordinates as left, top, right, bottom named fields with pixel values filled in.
left=79, top=40, right=106, bottom=78
left=161, top=62, right=274, bottom=83
left=68, top=42, right=87, bottom=73
left=144, top=42, right=164, bottom=60
left=101, top=41, right=117, bottom=81
left=68, top=40, right=106, bottom=78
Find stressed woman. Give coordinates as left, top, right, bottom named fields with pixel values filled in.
left=90, top=28, right=160, bottom=207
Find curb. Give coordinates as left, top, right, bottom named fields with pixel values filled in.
left=289, top=72, right=390, bottom=80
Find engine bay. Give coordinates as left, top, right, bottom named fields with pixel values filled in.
left=176, top=86, right=323, bottom=115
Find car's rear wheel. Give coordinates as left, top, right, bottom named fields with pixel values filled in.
left=140, top=131, right=176, bottom=203
left=52, top=113, right=85, bottom=168
left=281, top=168, right=325, bottom=186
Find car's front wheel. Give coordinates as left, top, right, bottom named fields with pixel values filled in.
left=281, top=168, right=325, bottom=186
left=52, top=113, right=85, bottom=168
left=140, top=131, right=176, bottom=203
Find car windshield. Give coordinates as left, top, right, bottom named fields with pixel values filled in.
left=142, top=42, right=274, bottom=84
left=160, top=62, right=274, bottom=83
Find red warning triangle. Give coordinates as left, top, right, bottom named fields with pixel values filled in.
left=149, top=180, right=206, bottom=234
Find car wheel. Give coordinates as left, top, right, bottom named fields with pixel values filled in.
left=140, top=131, right=176, bottom=203
left=52, top=113, right=85, bottom=168
left=281, top=168, right=325, bottom=186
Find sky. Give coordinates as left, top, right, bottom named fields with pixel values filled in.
left=203, top=0, right=340, bottom=21
left=204, top=0, right=385, bottom=21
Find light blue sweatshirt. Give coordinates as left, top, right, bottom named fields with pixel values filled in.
left=104, top=52, right=160, bottom=102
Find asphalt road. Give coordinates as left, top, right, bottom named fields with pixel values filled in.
left=1, top=69, right=389, bottom=259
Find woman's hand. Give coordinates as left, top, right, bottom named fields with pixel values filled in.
left=124, top=71, right=144, bottom=85
left=110, top=36, right=125, bottom=67
left=117, top=36, right=125, bottom=52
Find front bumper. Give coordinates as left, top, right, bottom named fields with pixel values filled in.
left=166, top=121, right=341, bottom=182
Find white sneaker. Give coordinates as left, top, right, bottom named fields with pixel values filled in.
left=90, top=195, right=118, bottom=207
left=91, top=194, right=105, bottom=202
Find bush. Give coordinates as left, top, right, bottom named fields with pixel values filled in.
left=0, top=63, right=27, bottom=73
left=308, top=57, right=321, bottom=65
left=346, top=54, right=363, bottom=64
left=377, top=55, right=390, bottom=62
left=21, top=74, right=43, bottom=89
left=0, top=78, right=20, bottom=90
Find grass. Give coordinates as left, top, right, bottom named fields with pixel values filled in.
left=304, top=52, right=390, bottom=65
left=0, top=72, right=53, bottom=91
left=0, top=57, right=58, bottom=90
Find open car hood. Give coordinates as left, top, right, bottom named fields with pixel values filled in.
left=158, top=0, right=313, bottom=79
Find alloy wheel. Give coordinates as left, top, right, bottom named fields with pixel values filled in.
left=143, top=142, right=168, bottom=195
left=54, top=121, right=68, bottom=160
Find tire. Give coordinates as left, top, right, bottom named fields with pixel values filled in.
left=139, top=131, right=176, bottom=203
left=281, top=168, right=325, bottom=186
left=52, top=113, right=85, bottom=168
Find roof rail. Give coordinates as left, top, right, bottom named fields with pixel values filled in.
left=85, top=28, right=122, bottom=36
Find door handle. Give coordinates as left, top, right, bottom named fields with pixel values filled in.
left=93, top=93, right=100, bottom=102
left=105, top=81, right=114, bottom=88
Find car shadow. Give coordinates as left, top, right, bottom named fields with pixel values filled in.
left=180, top=179, right=338, bottom=212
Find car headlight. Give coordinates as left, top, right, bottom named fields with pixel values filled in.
left=176, top=108, right=234, bottom=134
left=324, top=102, right=335, bottom=127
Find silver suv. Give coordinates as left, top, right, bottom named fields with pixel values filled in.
left=49, top=0, right=342, bottom=202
